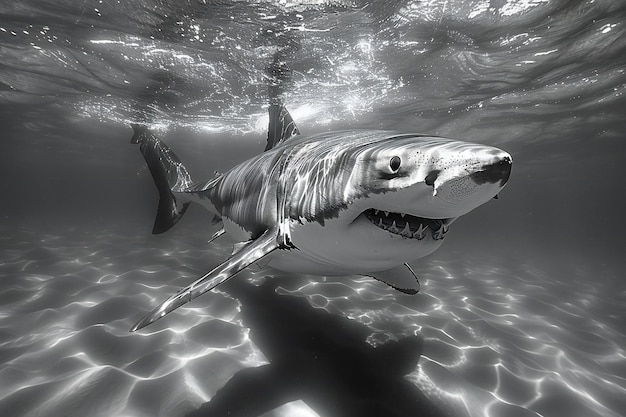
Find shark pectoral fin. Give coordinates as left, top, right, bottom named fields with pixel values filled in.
left=130, top=228, right=279, bottom=332
left=365, top=263, right=420, bottom=295
left=207, top=227, right=225, bottom=245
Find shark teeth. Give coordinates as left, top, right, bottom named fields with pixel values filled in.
left=432, top=223, right=449, bottom=240
left=363, top=209, right=451, bottom=241
left=413, top=223, right=427, bottom=240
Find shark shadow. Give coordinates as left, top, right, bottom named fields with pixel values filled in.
left=184, top=277, right=446, bottom=417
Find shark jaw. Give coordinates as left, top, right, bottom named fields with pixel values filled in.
left=362, top=209, right=452, bottom=240
left=281, top=138, right=512, bottom=274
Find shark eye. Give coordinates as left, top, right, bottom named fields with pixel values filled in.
left=389, top=156, right=401, bottom=172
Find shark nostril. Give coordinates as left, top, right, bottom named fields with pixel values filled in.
left=471, top=156, right=512, bottom=186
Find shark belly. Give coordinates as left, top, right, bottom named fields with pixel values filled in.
left=262, top=217, right=444, bottom=276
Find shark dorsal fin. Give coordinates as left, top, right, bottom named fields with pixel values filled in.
left=265, top=104, right=300, bottom=151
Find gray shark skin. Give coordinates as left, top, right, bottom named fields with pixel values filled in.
left=129, top=108, right=512, bottom=332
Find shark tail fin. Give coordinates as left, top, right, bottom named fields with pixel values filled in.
left=130, top=123, right=146, bottom=144
left=130, top=124, right=193, bottom=234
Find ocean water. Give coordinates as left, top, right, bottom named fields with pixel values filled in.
left=1, top=1, right=625, bottom=416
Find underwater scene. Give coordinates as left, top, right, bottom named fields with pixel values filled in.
left=1, top=1, right=625, bottom=416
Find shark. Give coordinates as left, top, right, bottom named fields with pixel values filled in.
left=129, top=104, right=512, bottom=332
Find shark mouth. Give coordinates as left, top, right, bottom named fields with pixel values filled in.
left=363, top=209, right=451, bottom=240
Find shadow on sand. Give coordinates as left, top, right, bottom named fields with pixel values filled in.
left=185, top=276, right=444, bottom=417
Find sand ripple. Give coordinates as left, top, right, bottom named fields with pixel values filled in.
left=0, top=228, right=624, bottom=417
left=0, top=228, right=265, bottom=417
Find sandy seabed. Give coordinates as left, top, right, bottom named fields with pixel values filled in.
left=0, top=226, right=624, bottom=417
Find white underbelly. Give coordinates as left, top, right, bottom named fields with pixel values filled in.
left=262, top=217, right=443, bottom=276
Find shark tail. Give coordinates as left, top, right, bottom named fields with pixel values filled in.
left=131, top=124, right=193, bottom=234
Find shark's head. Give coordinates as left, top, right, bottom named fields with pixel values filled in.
left=346, top=134, right=511, bottom=256
left=286, top=132, right=512, bottom=267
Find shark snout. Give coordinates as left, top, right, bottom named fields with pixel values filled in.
left=429, top=149, right=512, bottom=214
left=470, top=154, right=512, bottom=187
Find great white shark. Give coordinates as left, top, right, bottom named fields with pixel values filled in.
left=129, top=105, right=512, bottom=332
